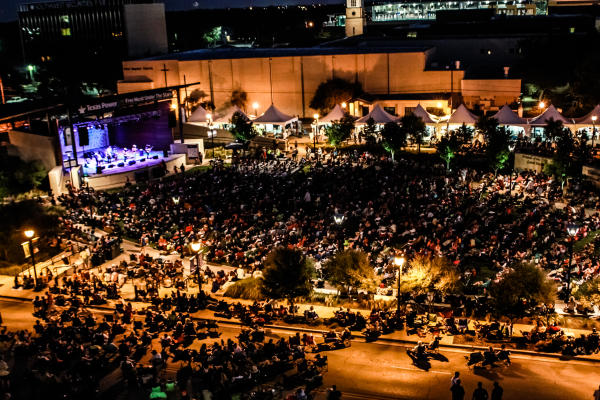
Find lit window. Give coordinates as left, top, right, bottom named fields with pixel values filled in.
left=61, top=28, right=71, bottom=36
left=569, top=27, right=575, bottom=34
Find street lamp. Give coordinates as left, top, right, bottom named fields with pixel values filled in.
left=507, top=143, right=516, bottom=200
left=333, top=213, right=345, bottom=225
left=190, top=241, right=203, bottom=292
left=24, top=229, right=39, bottom=289
left=313, top=113, right=319, bottom=162
left=394, top=255, right=406, bottom=319
left=341, top=102, right=347, bottom=109
left=538, top=101, right=546, bottom=110
left=253, top=102, right=259, bottom=118
left=83, top=176, right=93, bottom=224
left=565, top=222, right=580, bottom=301
left=208, top=129, right=217, bottom=159
left=592, top=115, right=597, bottom=149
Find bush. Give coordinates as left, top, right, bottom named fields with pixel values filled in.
left=223, top=277, right=265, bottom=300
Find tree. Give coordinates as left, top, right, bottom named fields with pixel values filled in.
left=229, top=89, right=248, bottom=110
left=203, top=26, right=225, bottom=47
left=309, top=78, right=362, bottom=115
left=455, top=123, right=475, bottom=146
left=185, top=89, right=207, bottom=113
left=544, top=126, right=576, bottom=190
left=475, top=114, right=500, bottom=140
left=573, top=276, right=600, bottom=305
left=380, top=122, right=406, bottom=161
left=544, top=118, right=565, bottom=144
left=401, top=113, right=427, bottom=153
left=401, top=255, right=459, bottom=311
left=361, top=117, right=378, bottom=145
left=229, top=111, right=257, bottom=143
left=322, top=249, right=376, bottom=295
left=324, top=116, right=354, bottom=147
left=261, top=247, right=315, bottom=310
left=437, top=134, right=459, bottom=171
left=483, top=121, right=511, bottom=176
left=489, top=262, right=556, bottom=319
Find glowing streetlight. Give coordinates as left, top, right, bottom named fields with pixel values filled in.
left=313, top=113, right=320, bottom=161
left=437, top=102, right=443, bottom=109
left=592, top=115, right=597, bottom=148
left=190, top=242, right=202, bottom=253
left=170, top=103, right=177, bottom=110
left=564, top=222, right=580, bottom=301
left=538, top=101, right=546, bottom=109
left=253, top=102, right=259, bottom=117
left=172, top=196, right=180, bottom=205
left=333, top=213, right=345, bottom=225
left=24, top=229, right=39, bottom=288
left=341, top=102, right=347, bottom=109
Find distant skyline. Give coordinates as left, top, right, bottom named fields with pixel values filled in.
left=0, top=0, right=343, bottom=22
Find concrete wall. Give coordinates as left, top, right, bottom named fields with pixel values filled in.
left=119, top=50, right=518, bottom=118
left=7, top=130, right=58, bottom=171
left=461, top=79, right=521, bottom=108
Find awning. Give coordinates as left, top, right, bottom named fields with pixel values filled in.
left=448, top=104, right=478, bottom=125
left=188, top=104, right=210, bottom=123
left=410, top=104, right=438, bottom=124
left=214, top=105, right=250, bottom=124
left=528, top=105, right=573, bottom=126
left=356, top=104, right=399, bottom=125
left=253, top=104, right=297, bottom=126
left=492, top=105, right=527, bottom=126
left=318, top=104, right=347, bottom=124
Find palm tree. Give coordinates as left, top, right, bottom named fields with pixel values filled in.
left=544, top=118, right=564, bottom=144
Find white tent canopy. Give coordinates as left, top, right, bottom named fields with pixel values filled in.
left=253, top=104, right=297, bottom=126
left=214, top=105, right=250, bottom=124
left=410, top=104, right=437, bottom=124
left=492, top=105, right=527, bottom=126
left=448, top=104, right=478, bottom=125
left=529, top=105, right=572, bottom=126
left=574, top=105, right=600, bottom=125
left=356, top=104, right=399, bottom=124
left=318, top=104, right=347, bottom=124
left=188, top=104, right=210, bottom=123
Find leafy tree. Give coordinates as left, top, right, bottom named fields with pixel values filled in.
left=483, top=122, right=511, bottom=176
left=475, top=114, right=500, bottom=139
left=261, top=247, right=315, bottom=310
left=573, top=276, right=600, bottom=304
left=489, top=262, right=556, bottom=319
left=229, top=111, right=257, bottom=143
left=380, top=122, right=406, bottom=161
left=361, top=117, right=378, bottom=145
left=455, top=123, right=475, bottom=146
left=309, top=78, right=362, bottom=115
left=401, top=113, right=427, bottom=153
left=203, top=26, right=225, bottom=47
left=324, top=115, right=354, bottom=147
left=322, top=249, right=376, bottom=295
left=185, top=89, right=206, bottom=112
left=437, top=134, right=459, bottom=171
left=229, top=89, right=248, bottom=110
left=401, top=255, right=459, bottom=311
left=544, top=118, right=565, bottom=144
left=0, top=156, right=47, bottom=199
left=544, top=126, right=576, bottom=190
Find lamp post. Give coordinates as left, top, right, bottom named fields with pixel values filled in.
left=83, top=176, right=93, bottom=224
left=507, top=143, right=515, bottom=200
left=394, top=255, right=406, bottom=318
left=592, top=115, right=597, bottom=149
left=253, top=102, right=259, bottom=118
left=333, top=213, right=345, bottom=249
left=565, top=222, right=580, bottom=301
left=313, top=113, right=319, bottom=162
left=24, top=229, right=39, bottom=288
left=191, top=241, right=203, bottom=292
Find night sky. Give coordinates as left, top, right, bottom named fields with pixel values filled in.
left=0, top=0, right=343, bottom=22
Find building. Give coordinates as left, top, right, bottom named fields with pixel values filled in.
left=117, top=46, right=521, bottom=118
left=346, top=0, right=366, bottom=37
left=18, top=0, right=167, bottom=82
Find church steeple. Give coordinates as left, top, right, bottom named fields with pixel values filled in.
left=345, top=0, right=365, bottom=37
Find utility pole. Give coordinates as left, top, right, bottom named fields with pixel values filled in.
left=0, top=75, right=5, bottom=104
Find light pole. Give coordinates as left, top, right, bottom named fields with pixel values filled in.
left=507, top=143, right=515, bottom=201
left=253, top=102, right=259, bottom=118
left=592, top=115, right=597, bottom=149
left=83, top=176, right=93, bottom=224
left=313, top=113, right=319, bottom=162
left=565, top=222, right=580, bottom=301
left=24, top=229, right=39, bottom=289
left=394, top=255, right=406, bottom=319
left=333, top=213, right=345, bottom=249
left=191, top=241, right=203, bottom=292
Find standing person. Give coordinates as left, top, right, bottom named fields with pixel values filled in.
left=451, top=371, right=460, bottom=386
left=451, top=379, right=465, bottom=400
left=472, top=382, right=489, bottom=400
left=593, top=385, right=600, bottom=400
left=327, top=384, right=342, bottom=400
left=491, top=382, right=503, bottom=400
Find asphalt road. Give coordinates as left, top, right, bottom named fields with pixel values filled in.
left=1, top=299, right=599, bottom=400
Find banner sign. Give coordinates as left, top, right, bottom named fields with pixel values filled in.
left=583, top=166, right=600, bottom=187
left=75, top=90, right=172, bottom=116
left=514, top=153, right=552, bottom=173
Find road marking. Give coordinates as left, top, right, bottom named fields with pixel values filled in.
left=390, top=366, right=451, bottom=374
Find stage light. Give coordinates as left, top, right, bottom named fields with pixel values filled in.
left=170, top=103, right=177, bottom=110
left=538, top=101, right=545, bottom=109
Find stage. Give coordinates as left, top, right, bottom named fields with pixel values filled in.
left=85, top=153, right=186, bottom=190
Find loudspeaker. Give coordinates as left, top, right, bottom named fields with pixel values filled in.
left=128, top=160, right=136, bottom=166
left=78, top=126, right=89, bottom=146
left=139, top=158, right=145, bottom=162
left=163, top=149, right=169, bottom=158
left=117, top=162, right=125, bottom=167
left=153, top=155, right=159, bottom=159
left=107, top=164, right=114, bottom=169
left=96, top=166, right=103, bottom=174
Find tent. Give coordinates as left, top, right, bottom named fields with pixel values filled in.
left=214, top=105, right=250, bottom=125
left=356, top=104, right=399, bottom=124
left=318, top=104, right=347, bottom=125
left=447, top=104, right=478, bottom=125
left=188, top=104, right=210, bottom=123
left=574, top=104, right=600, bottom=125
left=528, top=105, right=572, bottom=126
left=253, top=104, right=297, bottom=126
left=492, top=105, right=527, bottom=126
left=410, top=104, right=437, bottom=124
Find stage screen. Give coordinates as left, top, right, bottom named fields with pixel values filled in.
left=110, top=101, right=173, bottom=151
